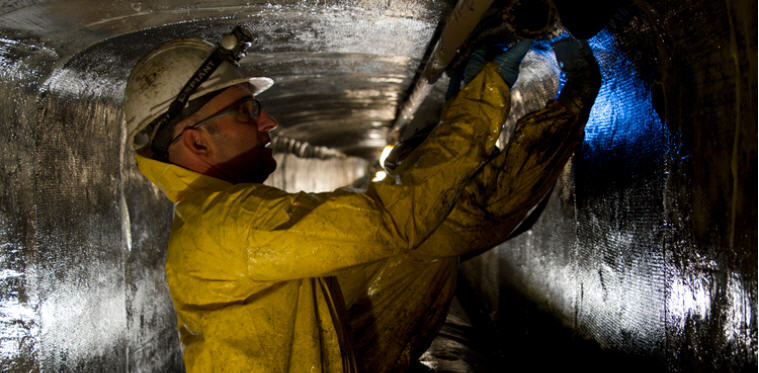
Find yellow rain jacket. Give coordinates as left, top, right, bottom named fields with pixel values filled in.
left=135, top=63, right=511, bottom=373
left=338, top=73, right=601, bottom=372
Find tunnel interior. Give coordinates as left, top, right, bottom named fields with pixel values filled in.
left=0, top=0, right=756, bottom=372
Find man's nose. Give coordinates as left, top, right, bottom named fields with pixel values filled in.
left=257, top=111, right=278, bottom=133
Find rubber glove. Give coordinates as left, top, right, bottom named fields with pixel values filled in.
left=446, top=46, right=487, bottom=100
left=492, top=40, right=533, bottom=87
left=551, top=37, right=597, bottom=78
left=445, top=65, right=464, bottom=100
left=447, top=40, right=532, bottom=99
left=462, top=47, right=489, bottom=86
left=551, top=37, right=601, bottom=100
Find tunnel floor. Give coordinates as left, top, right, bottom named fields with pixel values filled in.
left=414, top=273, right=668, bottom=373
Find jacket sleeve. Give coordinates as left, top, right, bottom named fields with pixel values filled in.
left=410, top=70, right=601, bottom=259
left=176, top=63, right=510, bottom=281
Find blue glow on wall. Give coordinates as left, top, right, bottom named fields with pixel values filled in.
left=568, top=29, right=671, bottom=200
left=583, top=30, right=666, bottom=163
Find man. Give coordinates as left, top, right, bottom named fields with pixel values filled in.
left=123, top=29, right=534, bottom=372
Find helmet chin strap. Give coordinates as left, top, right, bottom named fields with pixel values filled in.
left=145, top=26, right=254, bottom=161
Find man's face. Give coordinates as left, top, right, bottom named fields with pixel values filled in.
left=181, top=83, right=279, bottom=183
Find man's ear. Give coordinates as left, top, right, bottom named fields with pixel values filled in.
left=181, top=128, right=213, bottom=157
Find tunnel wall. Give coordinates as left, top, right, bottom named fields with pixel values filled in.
left=0, top=36, right=184, bottom=371
left=459, top=0, right=756, bottom=371
left=0, top=0, right=755, bottom=371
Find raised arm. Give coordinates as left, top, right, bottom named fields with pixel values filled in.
left=412, top=38, right=602, bottom=258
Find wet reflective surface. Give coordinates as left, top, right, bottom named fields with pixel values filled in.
left=0, top=0, right=756, bottom=372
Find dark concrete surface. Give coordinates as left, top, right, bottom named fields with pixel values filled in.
left=0, top=0, right=755, bottom=372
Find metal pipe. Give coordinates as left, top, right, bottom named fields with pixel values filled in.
left=388, top=0, right=495, bottom=142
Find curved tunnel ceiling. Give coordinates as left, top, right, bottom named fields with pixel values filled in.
left=1, top=0, right=456, bottom=160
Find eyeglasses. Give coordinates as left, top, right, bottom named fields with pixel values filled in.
left=169, top=96, right=262, bottom=146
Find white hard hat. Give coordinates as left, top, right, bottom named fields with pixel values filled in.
left=124, top=38, right=273, bottom=151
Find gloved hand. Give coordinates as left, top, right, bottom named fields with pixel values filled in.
left=445, top=64, right=465, bottom=100
left=462, top=46, right=489, bottom=86
left=447, top=40, right=532, bottom=99
left=461, top=40, right=533, bottom=86
left=492, top=39, right=532, bottom=87
left=551, top=37, right=601, bottom=98
left=445, top=46, right=488, bottom=100
left=551, top=37, right=597, bottom=77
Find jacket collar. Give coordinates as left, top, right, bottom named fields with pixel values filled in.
left=135, top=154, right=232, bottom=202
